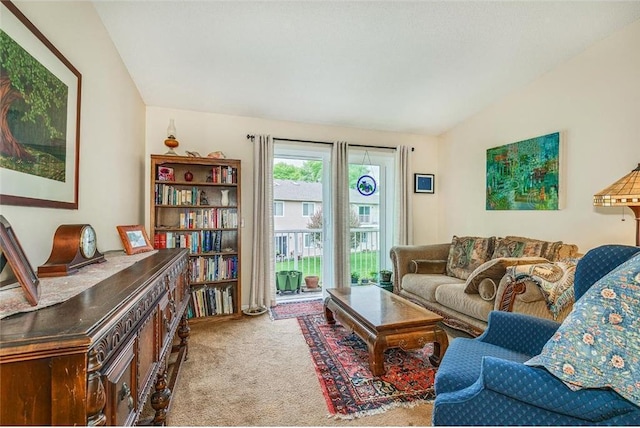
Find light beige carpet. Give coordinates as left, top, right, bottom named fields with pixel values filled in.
left=168, top=314, right=434, bottom=426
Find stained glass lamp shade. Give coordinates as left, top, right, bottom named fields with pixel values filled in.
left=593, top=163, right=640, bottom=246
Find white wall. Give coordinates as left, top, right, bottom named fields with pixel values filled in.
left=0, top=2, right=145, bottom=266
left=145, top=107, right=439, bottom=306
left=439, top=19, right=640, bottom=252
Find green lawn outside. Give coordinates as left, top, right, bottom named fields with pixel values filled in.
left=275, top=251, right=381, bottom=283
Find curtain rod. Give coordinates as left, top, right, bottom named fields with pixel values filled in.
left=246, top=134, right=414, bottom=151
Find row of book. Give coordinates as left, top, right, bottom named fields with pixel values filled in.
left=177, top=208, right=238, bottom=229
left=156, top=166, right=237, bottom=184
left=189, top=255, right=239, bottom=283
left=155, top=184, right=232, bottom=207
left=187, top=285, right=234, bottom=318
left=154, top=230, right=231, bottom=253
left=212, top=166, right=237, bottom=184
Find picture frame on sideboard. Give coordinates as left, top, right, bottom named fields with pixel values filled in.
left=0, top=215, right=39, bottom=305
left=117, top=225, right=154, bottom=255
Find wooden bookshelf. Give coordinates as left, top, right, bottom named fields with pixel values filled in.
left=150, top=154, right=241, bottom=322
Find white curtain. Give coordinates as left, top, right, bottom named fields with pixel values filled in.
left=395, top=145, right=413, bottom=245
left=249, top=135, right=276, bottom=311
left=332, top=141, right=351, bottom=288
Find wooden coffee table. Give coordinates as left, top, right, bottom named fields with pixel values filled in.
left=324, top=285, right=448, bottom=376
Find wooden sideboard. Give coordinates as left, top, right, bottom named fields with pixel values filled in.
left=0, top=249, right=190, bottom=426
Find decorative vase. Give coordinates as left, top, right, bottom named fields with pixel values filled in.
left=220, top=189, right=230, bottom=207
left=184, top=171, right=193, bottom=182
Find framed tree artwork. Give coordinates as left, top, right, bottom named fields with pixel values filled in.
left=0, top=0, right=82, bottom=209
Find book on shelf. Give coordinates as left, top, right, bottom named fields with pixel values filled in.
left=188, top=254, right=238, bottom=282
left=187, top=285, right=234, bottom=318
left=154, top=230, right=236, bottom=255
left=211, top=166, right=237, bottom=184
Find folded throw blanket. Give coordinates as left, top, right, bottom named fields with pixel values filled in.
left=526, top=252, right=640, bottom=407
left=507, top=261, right=577, bottom=319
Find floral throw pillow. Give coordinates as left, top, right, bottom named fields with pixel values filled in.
left=446, top=236, right=495, bottom=280
left=526, top=253, right=640, bottom=407
left=492, top=237, right=563, bottom=260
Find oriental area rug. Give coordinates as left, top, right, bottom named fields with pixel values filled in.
left=298, top=313, right=436, bottom=419
left=269, top=299, right=324, bottom=320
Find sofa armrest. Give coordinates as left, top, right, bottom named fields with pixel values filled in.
left=389, top=243, right=450, bottom=292
left=478, top=311, right=560, bottom=355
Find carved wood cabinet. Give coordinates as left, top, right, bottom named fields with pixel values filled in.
left=0, top=249, right=190, bottom=426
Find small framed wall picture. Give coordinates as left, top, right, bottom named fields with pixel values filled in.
left=414, top=173, right=435, bottom=194
left=117, top=225, right=154, bottom=255
left=0, top=215, right=39, bottom=305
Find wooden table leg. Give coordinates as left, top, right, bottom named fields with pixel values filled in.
left=428, top=326, right=449, bottom=367
left=324, top=297, right=336, bottom=325
left=368, top=340, right=386, bottom=376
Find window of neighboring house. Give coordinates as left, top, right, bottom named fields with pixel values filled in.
left=274, top=201, right=284, bottom=217
left=303, top=233, right=312, bottom=248
left=358, top=205, right=371, bottom=223
left=302, top=202, right=315, bottom=217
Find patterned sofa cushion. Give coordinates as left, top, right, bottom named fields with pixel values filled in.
left=446, top=236, right=495, bottom=280
left=491, top=236, right=563, bottom=260
left=526, top=252, right=640, bottom=407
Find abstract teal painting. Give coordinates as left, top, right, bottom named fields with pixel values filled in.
left=486, top=132, right=560, bottom=210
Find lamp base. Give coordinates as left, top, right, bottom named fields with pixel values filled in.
left=629, top=206, right=640, bottom=247
left=164, top=138, right=179, bottom=155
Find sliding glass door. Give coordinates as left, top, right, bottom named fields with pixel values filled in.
left=348, top=148, right=395, bottom=284
left=272, top=142, right=396, bottom=299
left=273, top=143, right=331, bottom=299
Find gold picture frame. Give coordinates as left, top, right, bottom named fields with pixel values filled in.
left=117, top=225, right=154, bottom=255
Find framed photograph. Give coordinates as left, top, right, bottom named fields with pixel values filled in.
left=0, top=1, right=82, bottom=209
left=117, top=225, right=154, bottom=255
left=157, top=166, right=175, bottom=181
left=0, top=215, right=39, bottom=305
left=414, top=173, right=435, bottom=194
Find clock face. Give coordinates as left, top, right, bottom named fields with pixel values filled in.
left=80, top=225, right=97, bottom=258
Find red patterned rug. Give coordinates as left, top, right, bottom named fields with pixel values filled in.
left=269, top=299, right=324, bottom=320
left=298, top=313, right=436, bottom=418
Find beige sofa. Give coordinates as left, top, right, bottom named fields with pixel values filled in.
left=390, top=236, right=579, bottom=336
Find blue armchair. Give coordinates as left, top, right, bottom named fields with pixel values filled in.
left=433, top=244, right=640, bottom=426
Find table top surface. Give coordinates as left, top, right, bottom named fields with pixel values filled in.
left=326, top=285, right=442, bottom=331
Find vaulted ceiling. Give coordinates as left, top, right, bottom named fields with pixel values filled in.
left=93, top=1, right=640, bottom=135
